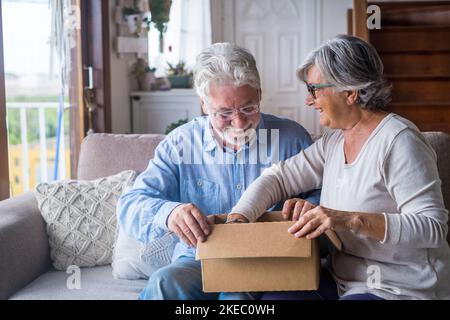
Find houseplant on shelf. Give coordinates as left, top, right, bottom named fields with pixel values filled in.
left=131, top=58, right=157, bottom=91
left=166, top=60, right=193, bottom=89
left=122, top=4, right=151, bottom=37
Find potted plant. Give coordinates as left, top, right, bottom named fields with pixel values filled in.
left=131, top=58, right=157, bottom=91
left=166, top=60, right=192, bottom=89
left=122, top=1, right=151, bottom=37
left=148, top=0, right=172, bottom=52
left=165, top=118, right=188, bottom=134
left=123, top=6, right=142, bottom=36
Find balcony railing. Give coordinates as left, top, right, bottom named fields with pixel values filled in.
left=6, top=102, right=70, bottom=195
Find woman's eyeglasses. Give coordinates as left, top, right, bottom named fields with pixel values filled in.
left=306, top=83, right=335, bottom=99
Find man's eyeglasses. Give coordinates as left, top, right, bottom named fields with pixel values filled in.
left=306, top=83, right=335, bottom=99
left=210, top=104, right=260, bottom=121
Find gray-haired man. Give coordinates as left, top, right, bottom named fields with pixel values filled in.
left=117, top=43, right=320, bottom=300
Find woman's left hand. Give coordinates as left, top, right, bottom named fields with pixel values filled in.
left=288, top=206, right=357, bottom=240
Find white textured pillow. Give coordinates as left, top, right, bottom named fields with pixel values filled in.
left=112, top=227, right=177, bottom=280
left=34, top=170, right=136, bottom=270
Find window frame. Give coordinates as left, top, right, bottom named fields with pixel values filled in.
left=0, top=1, right=10, bottom=200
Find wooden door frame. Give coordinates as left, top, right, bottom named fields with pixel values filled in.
left=0, top=0, right=112, bottom=191
left=80, top=0, right=111, bottom=134
left=0, top=2, right=10, bottom=200
left=70, top=0, right=112, bottom=178
left=69, top=0, right=84, bottom=178
left=352, top=0, right=369, bottom=41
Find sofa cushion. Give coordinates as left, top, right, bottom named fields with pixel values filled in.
left=423, top=132, right=450, bottom=209
left=111, top=228, right=156, bottom=280
left=34, top=170, right=136, bottom=270
left=112, top=227, right=177, bottom=280
left=422, top=132, right=450, bottom=245
left=9, top=266, right=147, bottom=300
left=77, top=133, right=165, bottom=180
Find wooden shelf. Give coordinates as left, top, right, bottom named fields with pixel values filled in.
left=116, top=36, right=148, bottom=58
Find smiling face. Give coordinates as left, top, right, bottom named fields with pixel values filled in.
left=203, top=83, right=261, bottom=149
left=305, top=65, right=350, bottom=129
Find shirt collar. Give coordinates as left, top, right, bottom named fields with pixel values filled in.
left=203, top=117, right=218, bottom=152
left=203, top=114, right=266, bottom=153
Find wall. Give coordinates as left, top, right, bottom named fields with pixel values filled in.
left=308, top=0, right=353, bottom=133
left=109, top=0, right=138, bottom=134
left=322, top=0, right=353, bottom=41
left=219, top=0, right=354, bottom=135
left=108, top=0, right=353, bottom=134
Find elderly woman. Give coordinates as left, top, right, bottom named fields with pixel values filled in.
left=230, top=35, right=450, bottom=300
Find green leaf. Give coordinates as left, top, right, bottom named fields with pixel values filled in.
left=164, top=118, right=188, bottom=134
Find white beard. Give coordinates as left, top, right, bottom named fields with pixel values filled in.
left=219, top=126, right=257, bottom=148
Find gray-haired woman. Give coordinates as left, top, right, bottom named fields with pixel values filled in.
left=230, top=35, right=450, bottom=300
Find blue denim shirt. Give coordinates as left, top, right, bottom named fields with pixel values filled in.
left=117, top=113, right=320, bottom=261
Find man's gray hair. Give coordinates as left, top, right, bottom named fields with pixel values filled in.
left=194, top=43, right=261, bottom=100
left=297, top=34, right=391, bottom=110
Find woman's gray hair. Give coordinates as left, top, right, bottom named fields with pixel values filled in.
left=193, top=43, right=261, bottom=101
left=297, top=34, right=391, bottom=110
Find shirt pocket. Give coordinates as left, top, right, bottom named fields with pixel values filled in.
left=182, top=179, right=220, bottom=215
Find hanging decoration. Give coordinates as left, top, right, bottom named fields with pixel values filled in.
left=50, top=0, right=80, bottom=87
left=49, top=0, right=80, bottom=180
left=148, top=0, right=172, bottom=53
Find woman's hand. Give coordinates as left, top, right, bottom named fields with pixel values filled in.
left=225, top=213, right=249, bottom=224
left=288, top=206, right=358, bottom=240
left=282, top=198, right=317, bottom=221
left=287, top=206, right=386, bottom=241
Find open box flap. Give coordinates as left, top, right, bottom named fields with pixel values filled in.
left=196, top=221, right=312, bottom=260
left=200, top=211, right=342, bottom=259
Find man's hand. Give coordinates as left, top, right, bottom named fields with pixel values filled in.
left=282, top=198, right=316, bottom=221
left=167, top=203, right=210, bottom=247
left=225, top=213, right=249, bottom=224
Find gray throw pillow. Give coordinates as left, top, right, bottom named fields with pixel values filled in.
left=34, top=170, right=136, bottom=270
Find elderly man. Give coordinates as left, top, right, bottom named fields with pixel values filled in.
left=117, top=43, right=319, bottom=300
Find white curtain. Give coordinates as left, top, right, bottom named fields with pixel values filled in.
left=49, top=0, right=79, bottom=180
left=50, top=0, right=79, bottom=87
left=149, top=0, right=212, bottom=76
left=177, top=0, right=212, bottom=68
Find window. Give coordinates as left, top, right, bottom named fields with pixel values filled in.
left=2, top=0, right=70, bottom=196
left=148, top=0, right=211, bottom=77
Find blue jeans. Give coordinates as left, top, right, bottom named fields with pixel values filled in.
left=260, top=268, right=384, bottom=300
left=138, top=257, right=262, bottom=300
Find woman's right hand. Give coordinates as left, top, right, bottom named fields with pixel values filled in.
left=282, top=198, right=316, bottom=221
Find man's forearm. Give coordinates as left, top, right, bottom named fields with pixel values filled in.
left=118, top=192, right=181, bottom=243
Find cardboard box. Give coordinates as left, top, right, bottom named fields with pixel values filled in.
left=196, top=211, right=342, bottom=293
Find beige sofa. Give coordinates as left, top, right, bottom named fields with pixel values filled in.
left=0, top=133, right=165, bottom=300
left=0, top=132, right=449, bottom=300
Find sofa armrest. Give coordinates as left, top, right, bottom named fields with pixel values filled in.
left=0, top=192, right=51, bottom=299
